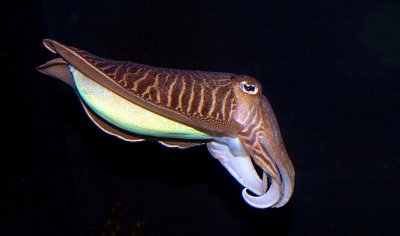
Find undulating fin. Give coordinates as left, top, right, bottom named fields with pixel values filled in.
left=158, top=140, right=205, bottom=149
left=36, top=58, right=74, bottom=87
left=40, top=39, right=242, bottom=136
left=79, top=100, right=146, bottom=142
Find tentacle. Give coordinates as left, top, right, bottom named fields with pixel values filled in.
left=207, top=140, right=265, bottom=195
left=242, top=172, right=281, bottom=208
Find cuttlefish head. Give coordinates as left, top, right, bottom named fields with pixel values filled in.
left=208, top=75, right=294, bottom=208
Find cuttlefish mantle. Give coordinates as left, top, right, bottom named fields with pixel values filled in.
left=37, top=39, right=295, bottom=209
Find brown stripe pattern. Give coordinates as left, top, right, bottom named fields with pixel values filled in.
left=238, top=103, right=280, bottom=182
left=69, top=46, right=237, bottom=126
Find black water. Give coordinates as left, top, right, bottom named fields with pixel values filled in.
left=3, top=1, right=400, bottom=235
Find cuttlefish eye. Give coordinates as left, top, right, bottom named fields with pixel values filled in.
left=239, top=81, right=258, bottom=95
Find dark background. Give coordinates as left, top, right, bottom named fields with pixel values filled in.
left=3, top=0, right=400, bottom=235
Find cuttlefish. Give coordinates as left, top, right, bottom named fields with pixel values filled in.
left=37, top=39, right=294, bottom=208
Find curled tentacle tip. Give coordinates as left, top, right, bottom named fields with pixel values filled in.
left=241, top=177, right=281, bottom=209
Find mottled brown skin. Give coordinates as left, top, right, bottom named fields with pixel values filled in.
left=37, top=39, right=294, bottom=207
left=39, top=39, right=241, bottom=136
left=231, top=76, right=294, bottom=205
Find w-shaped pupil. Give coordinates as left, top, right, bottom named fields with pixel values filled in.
left=244, top=84, right=255, bottom=92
